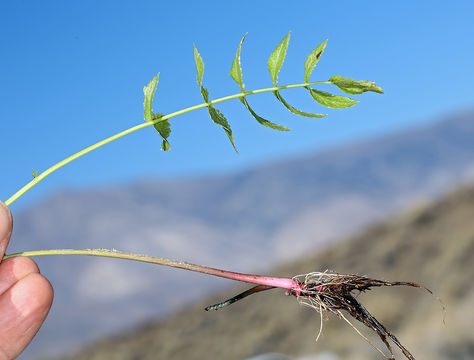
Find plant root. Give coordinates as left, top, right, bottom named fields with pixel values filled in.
left=288, top=272, right=433, bottom=360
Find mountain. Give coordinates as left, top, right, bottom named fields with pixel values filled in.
left=50, top=182, right=474, bottom=360
left=10, top=109, right=474, bottom=358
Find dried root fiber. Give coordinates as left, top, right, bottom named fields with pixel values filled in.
left=289, top=272, right=434, bottom=360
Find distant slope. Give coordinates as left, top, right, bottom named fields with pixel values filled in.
left=13, top=109, right=474, bottom=358
left=53, top=182, right=474, bottom=360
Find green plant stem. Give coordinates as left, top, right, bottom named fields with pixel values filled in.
left=2, top=249, right=301, bottom=290
left=2, top=248, right=210, bottom=269
left=4, top=81, right=330, bottom=207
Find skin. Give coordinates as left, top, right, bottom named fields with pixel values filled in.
left=0, top=202, right=53, bottom=359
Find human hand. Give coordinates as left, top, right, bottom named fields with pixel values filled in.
left=0, top=202, right=53, bottom=359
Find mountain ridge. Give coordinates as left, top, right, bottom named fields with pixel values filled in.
left=50, top=181, right=474, bottom=360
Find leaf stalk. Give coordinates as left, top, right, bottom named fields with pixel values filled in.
left=4, top=81, right=329, bottom=207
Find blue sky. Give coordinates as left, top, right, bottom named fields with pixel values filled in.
left=1, top=1, right=474, bottom=210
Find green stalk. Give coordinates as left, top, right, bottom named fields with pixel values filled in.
left=4, top=81, right=329, bottom=207
left=3, top=249, right=301, bottom=290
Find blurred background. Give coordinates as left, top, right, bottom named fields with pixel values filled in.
left=1, top=1, right=473, bottom=359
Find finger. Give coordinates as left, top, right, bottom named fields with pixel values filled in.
left=0, top=257, right=40, bottom=296
left=0, top=272, right=53, bottom=360
left=0, top=202, right=13, bottom=260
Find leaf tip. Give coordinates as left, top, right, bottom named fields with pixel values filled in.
left=161, top=140, right=171, bottom=151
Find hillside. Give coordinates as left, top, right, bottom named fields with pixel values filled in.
left=12, top=109, right=474, bottom=358
left=51, top=183, right=474, bottom=360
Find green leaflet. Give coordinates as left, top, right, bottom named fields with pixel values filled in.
left=143, top=74, right=172, bottom=151
left=230, top=34, right=288, bottom=131
left=193, top=44, right=204, bottom=88
left=194, top=44, right=237, bottom=152
left=143, top=74, right=159, bottom=122
left=207, top=105, right=237, bottom=152
left=329, top=75, right=384, bottom=94
left=230, top=34, right=246, bottom=93
left=268, top=33, right=325, bottom=119
left=200, top=86, right=209, bottom=103
left=201, top=86, right=237, bottom=151
left=273, top=91, right=326, bottom=118
left=307, top=88, right=359, bottom=109
left=304, top=39, right=327, bottom=83
left=32, top=169, right=38, bottom=178
left=268, top=32, right=291, bottom=86
left=242, top=98, right=290, bottom=131
left=153, top=113, right=171, bottom=151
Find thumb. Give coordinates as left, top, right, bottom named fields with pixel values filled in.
left=0, top=202, right=13, bottom=261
